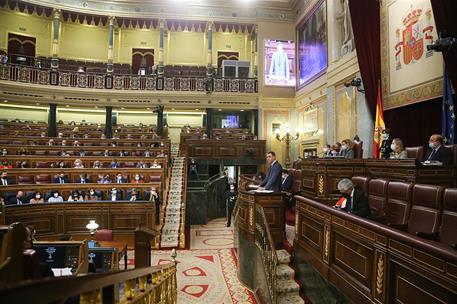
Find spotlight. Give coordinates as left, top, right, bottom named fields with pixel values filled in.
left=344, top=77, right=365, bottom=93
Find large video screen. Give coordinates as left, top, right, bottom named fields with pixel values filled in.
left=297, top=0, right=327, bottom=88
left=264, top=39, right=296, bottom=87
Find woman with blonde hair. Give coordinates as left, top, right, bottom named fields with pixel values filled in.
left=341, top=139, right=355, bottom=159
left=390, top=138, right=407, bottom=159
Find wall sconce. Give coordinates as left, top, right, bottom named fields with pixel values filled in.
left=344, top=77, right=365, bottom=93
left=86, top=220, right=99, bottom=239
left=275, top=123, right=300, bottom=168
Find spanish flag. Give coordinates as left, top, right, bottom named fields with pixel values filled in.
left=373, top=82, right=385, bottom=158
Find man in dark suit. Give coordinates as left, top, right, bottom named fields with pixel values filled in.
left=7, top=190, right=26, bottom=205
left=53, top=172, right=69, bottom=184
left=424, top=134, right=453, bottom=165
left=1, top=171, right=14, bottom=186
left=380, top=129, right=393, bottom=159
left=76, top=174, right=90, bottom=184
left=259, top=151, right=283, bottom=192
left=334, top=178, right=370, bottom=218
left=281, top=169, right=293, bottom=192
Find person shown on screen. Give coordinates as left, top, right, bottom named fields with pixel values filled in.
left=269, top=42, right=290, bottom=84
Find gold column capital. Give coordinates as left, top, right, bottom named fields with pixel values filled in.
left=108, top=15, right=116, bottom=25
left=206, top=21, right=214, bottom=31
left=52, top=8, right=61, bottom=19
left=159, top=19, right=166, bottom=28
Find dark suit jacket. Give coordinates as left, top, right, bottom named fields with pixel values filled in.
left=0, top=177, right=14, bottom=186
left=424, top=146, right=453, bottom=165
left=7, top=196, right=26, bottom=205
left=260, top=161, right=283, bottom=192
left=281, top=175, right=293, bottom=192
left=341, top=189, right=370, bottom=218
left=75, top=177, right=90, bottom=184
left=53, top=176, right=69, bottom=184
left=380, top=138, right=393, bottom=159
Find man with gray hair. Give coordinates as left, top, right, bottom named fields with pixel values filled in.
left=334, top=178, right=370, bottom=218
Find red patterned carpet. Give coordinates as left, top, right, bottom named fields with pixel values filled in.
left=125, top=218, right=258, bottom=303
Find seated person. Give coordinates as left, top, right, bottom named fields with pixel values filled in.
left=7, top=190, right=26, bottom=205
left=79, top=151, right=87, bottom=157
left=331, top=142, right=342, bottom=156
left=341, top=139, right=355, bottom=159
left=148, top=186, right=161, bottom=224
left=144, top=150, right=151, bottom=157
left=2, top=148, right=8, bottom=156
left=353, top=135, right=361, bottom=145
left=150, top=160, right=161, bottom=168
left=389, top=138, right=407, bottom=159
left=334, top=178, right=370, bottom=218
left=322, top=144, right=332, bottom=157
left=93, top=160, right=102, bottom=168
left=129, top=189, right=140, bottom=201
left=76, top=173, right=90, bottom=184
left=98, top=174, right=112, bottom=184
left=18, top=161, right=29, bottom=168
left=109, top=188, right=122, bottom=201
left=61, top=140, right=67, bottom=146
left=110, top=160, right=120, bottom=168
left=74, top=159, right=84, bottom=168
left=85, top=188, right=100, bottom=201
left=67, top=190, right=84, bottom=202
left=115, top=173, right=127, bottom=184
left=136, top=160, right=147, bottom=169
left=53, top=172, right=69, bottom=184
left=424, top=134, right=453, bottom=165
left=281, top=169, right=293, bottom=192
left=57, top=132, right=64, bottom=138
left=73, top=140, right=80, bottom=147
left=40, top=132, right=46, bottom=138
left=131, top=174, right=145, bottom=184
left=1, top=171, right=13, bottom=186
left=48, top=191, right=64, bottom=203
left=103, top=150, right=111, bottom=157
left=30, top=192, right=44, bottom=204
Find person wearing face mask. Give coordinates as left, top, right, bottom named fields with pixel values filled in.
left=48, top=191, right=63, bottom=203
left=115, top=173, right=127, bottom=184
left=389, top=138, right=407, bottom=159
left=76, top=173, right=90, bottom=184
left=334, top=178, right=370, bottom=218
left=380, top=129, right=393, bottom=159
left=281, top=169, right=293, bottom=192
left=67, top=190, right=83, bottom=202
left=322, top=144, right=332, bottom=157
left=424, top=134, right=453, bottom=165
left=131, top=174, right=144, bottom=184
left=85, top=189, right=100, bottom=201
left=331, top=143, right=342, bottom=156
left=129, top=189, right=139, bottom=201
left=226, top=183, right=238, bottom=227
left=110, top=188, right=121, bottom=201
left=30, top=192, right=44, bottom=204
left=53, top=172, right=69, bottom=184
left=340, top=139, right=355, bottom=159
left=2, top=148, right=7, bottom=156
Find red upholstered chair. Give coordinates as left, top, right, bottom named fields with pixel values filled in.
left=353, top=141, right=363, bottom=158
left=368, top=179, right=389, bottom=219
left=94, top=229, right=113, bottom=242
left=382, top=181, right=413, bottom=227
left=124, top=162, right=136, bottom=168
left=35, top=161, right=51, bottom=168
left=438, top=188, right=457, bottom=248
left=408, top=184, right=444, bottom=239
left=35, top=175, right=51, bottom=184
left=351, top=176, right=370, bottom=194
left=405, top=146, right=424, bottom=161
left=150, top=175, right=162, bottom=183
left=18, top=175, right=34, bottom=185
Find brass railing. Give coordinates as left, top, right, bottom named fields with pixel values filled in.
left=0, top=63, right=258, bottom=93
left=254, top=206, right=278, bottom=304
left=0, top=259, right=178, bottom=303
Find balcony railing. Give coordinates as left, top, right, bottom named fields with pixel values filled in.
left=0, top=64, right=258, bottom=93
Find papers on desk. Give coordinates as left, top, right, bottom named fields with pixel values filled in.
left=248, top=184, right=260, bottom=189
left=421, top=161, right=443, bottom=166
left=52, top=267, right=73, bottom=277
left=252, top=189, right=274, bottom=193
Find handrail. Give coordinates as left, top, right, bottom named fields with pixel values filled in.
left=254, top=206, right=278, bottom=304
left=204, top=173, right=225, bottom=189
left=0, top=261, right=177, bottom=303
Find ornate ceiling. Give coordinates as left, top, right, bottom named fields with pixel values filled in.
left=22, top=0, right=297, bottom=23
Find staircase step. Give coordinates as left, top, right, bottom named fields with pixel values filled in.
left=276, top=264, right=295, bottom=279
left=277, top=292, right=305, bottom=304
left=277, top=249, right=291, bottom=264
left=277, top=278, right=300, bottom=294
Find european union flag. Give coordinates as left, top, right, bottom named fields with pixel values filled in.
left=442, top=69, right=455, bottom=144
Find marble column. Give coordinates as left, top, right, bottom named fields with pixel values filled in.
left=157, top=19, right=165, bottom=76
left=48, top=104, right=57, bottom=137
left=51, top=9, right=61, bottom=70
left=253, top=109, right=259, bottom=136
left=105, top=106, right=113, bottom=139
left=206, top=22, right=213, bottom=77
left=253, top=26, right=258, bottom=78
left=107, top=16, right=115, bottom=74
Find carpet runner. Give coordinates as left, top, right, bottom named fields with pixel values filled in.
left=160, top=144, right=186, bottom=248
